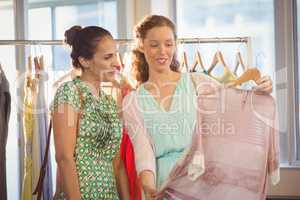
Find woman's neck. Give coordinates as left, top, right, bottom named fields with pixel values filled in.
left=148, top=69, right=179, bottom=86
left=80, top=72, right=101, bottom=96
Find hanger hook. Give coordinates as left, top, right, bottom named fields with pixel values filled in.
left=197, top=38, right=201, bottom=51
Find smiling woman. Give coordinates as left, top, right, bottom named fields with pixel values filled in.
left=51, top=25, right=129, bottom=200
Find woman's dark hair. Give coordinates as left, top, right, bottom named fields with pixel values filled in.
left=64, top=25, right=113, bottom=70
left=132, top=15, right=179, bottom=85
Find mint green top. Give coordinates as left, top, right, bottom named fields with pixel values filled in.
left=137, top=73, right=197, bottom=187
left=51, top=77, right=122, bottom=200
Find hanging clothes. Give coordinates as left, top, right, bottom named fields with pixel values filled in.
left=0, top=64, right=11, bottom=200
left=35, top=67, right=53, bottom=200
left=157, top=84, right=280, bottom=200
left=22, top=76, right=37, bottom=200
left=31, top=75, right=42, bottom=200
left=22, top=56, right=53, bottom=200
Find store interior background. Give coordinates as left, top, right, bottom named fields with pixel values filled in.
left=0, top=0, right=300, bottom=199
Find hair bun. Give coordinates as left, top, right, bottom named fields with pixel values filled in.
left=64, top=25, right=82, bottom=46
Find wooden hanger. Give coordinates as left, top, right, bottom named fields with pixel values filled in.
left=180, top=51, right=189, bottom=72
left=117, top=52, right=124, bottom=70
left=34, top=56, right=41, bottom=78
left=27, top=56, right=33, bottom=75
left=207, top=51, right=230, bottom=75
left=233, top=52, right=246, bottom=75
left=191, top=50, right=206, bottom=72
left=39, top=55, right=44, bottom=70
left=229, top=68, right=261, bottom=87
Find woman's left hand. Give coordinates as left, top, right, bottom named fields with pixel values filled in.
left=253, top=75, right=273, bottom=95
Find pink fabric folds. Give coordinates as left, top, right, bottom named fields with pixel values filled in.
left=157, top=75, right=280, bottom=200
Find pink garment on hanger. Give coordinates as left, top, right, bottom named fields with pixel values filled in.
left=157, top=86, right=279, bottom=200
left=122, top=73, right=279, bottom=200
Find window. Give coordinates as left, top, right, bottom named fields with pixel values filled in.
left=0, top=1, right=20, bottom=200
left=28, top=0, right=117, bottom=71
left=176, top=0, right=274, bottom=77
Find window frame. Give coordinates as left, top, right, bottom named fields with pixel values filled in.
left=293, top=0, right=300, bottom=165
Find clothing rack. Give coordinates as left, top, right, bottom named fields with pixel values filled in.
left=0, top=37, right=249, bottom=45
left=0, top=37, right=253, bottom=66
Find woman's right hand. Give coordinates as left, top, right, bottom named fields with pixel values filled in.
left=143, top=185, right=157, bottom=200
left=140, top=170, right=157, bottom=199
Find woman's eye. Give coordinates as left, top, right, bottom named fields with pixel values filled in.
left=104, top=55, right=113, bottom=60
left=150, top=44, right=158, bottom=47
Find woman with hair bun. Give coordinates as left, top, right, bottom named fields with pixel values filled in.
left=51, top=25, right=130, bottom=200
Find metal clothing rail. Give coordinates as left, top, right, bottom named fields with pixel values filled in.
left=0, top=37, right=249, bottom=46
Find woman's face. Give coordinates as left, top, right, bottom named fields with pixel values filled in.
left=141, top=26, right=176, bottom=73
left=84, top=36, right=118, bottom=82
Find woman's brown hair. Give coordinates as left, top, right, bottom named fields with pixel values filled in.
left=64, top=25, right=112, bottom=70
left=132, top=15, right=180, bottom=86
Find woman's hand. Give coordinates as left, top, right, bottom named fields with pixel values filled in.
left=143, top=185, right=157, bottom=200
left=226, top=75, right=273, bottom=95
left=253, top=75, right=273, bottom=95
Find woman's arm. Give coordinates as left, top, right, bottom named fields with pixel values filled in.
left=122, top=92, right=158, bottom=199
left=140, top=170, right=157, bottom=200
left=53, top=167, right=63, bottom=199
left=113, top=151, right=130, bottom=200
left=53, top=103, right=81, bottom=200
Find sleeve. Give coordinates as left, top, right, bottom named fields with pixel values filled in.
left=268, top=101, right=280, bottom=185
left=50, top=82, right=81, bottom=113
left=187, top=108, right=205, bottom=181
left=186, top=72, right=223, bottom=181
left=122, top=92, right=156, bottom=180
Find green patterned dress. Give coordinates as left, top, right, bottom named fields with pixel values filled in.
left=51, top=77, right=122, bottom=200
